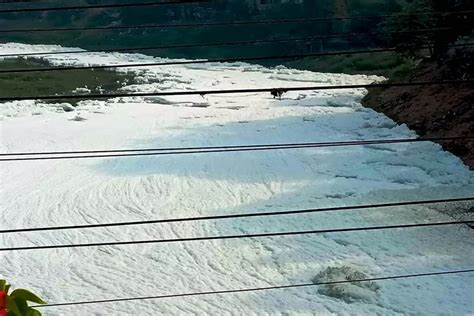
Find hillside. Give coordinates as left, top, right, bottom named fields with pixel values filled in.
left=0, top=0, right=404, bottom=60
left=362, top=48, right=474, bottom=168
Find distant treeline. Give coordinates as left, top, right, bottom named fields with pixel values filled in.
left=0, top=0, right=403, bottom=57
left=0, top=0, right=472, bottom=69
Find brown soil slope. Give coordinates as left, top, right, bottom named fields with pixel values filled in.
left=362, top=49, right=474, bottom=168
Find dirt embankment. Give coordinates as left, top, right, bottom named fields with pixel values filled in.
left=362, top=49, right=474, bottom=169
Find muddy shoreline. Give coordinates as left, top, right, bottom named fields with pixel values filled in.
left=362, top=54, right=474, bottom=169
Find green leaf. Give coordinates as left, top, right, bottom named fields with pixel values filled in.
left=13, top=297, right=28, bottom=313
left=10, top=290, right=46, bottom=305
left=0, top=280, right=5, bottom=291
left=5, top=284, right=11, bottom=294
left=26, top=308, right=42, bottom=316
left=5, top=296, right=21, bottom=316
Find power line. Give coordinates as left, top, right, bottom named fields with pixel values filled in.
left=1, top=197, right=472, bottom=234
left=1, top=220, right=471, bottom=252
left=0, top=28, right=452, bottom=58
left=1, top=43, right=472, bottom=75
left=0, top=0, right=58, bottom=3
left=0, top=0, right=38, bottom=3
left=3, top=136, right=472, bottom=157
left=0, top=0, right=40, bottom=3
left=0, top=80, right=472, bottom=103
left=36, top=269, right=474, bottom=308
left=1, top=10, right=473, bottom=32
left=0, top=0, right=208, bottom=14
left=1, top=136, right=473, bottom=162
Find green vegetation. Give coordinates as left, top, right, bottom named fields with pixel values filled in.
left=0, top=0, right=471, bottom=82
left=1, top=279, right=46, bottom=316
left=0, top=0, right=405, bottom=60
left=0, top=59, right=138, bottom=105
left=284, top=0, right=473, bottom=79
left=284, top=51, right=419, bottom=79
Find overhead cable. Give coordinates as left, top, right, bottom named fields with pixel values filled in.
left=1, top=136, right=473, bottom=162
left=36, top=269, right=474, bottom=308
left=0, top=0, right=208, bottom=14
left=0, top=28, right=452, bottom=58
left=1, top=43, right=473, bottom=75
left=1, top=220, right=471, bottom=252
left=1, top=197, right=472, bottom=234
left=0, top=80, right=472, bottom=104
left=1, top=10, right=472, bottom=31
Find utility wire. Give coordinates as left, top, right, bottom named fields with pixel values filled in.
left=1, top=136, right=473, bottom=162
left=0, top=28, right=452, bottom=58
left=1, top=10, right=473, bottom=32
left=36, top=269, right=474, bottom=308
left=0, top=0, right=208, bottom=14
left=1, top=197, right=472, bottom=234
left=1, top=43, right=472, bottom=75
left=2, top=136, right=471, bottom=157
left=0, top=80, right=472, bottom=103
left=0, top=0, right=39, bottom=3
left=1, top=220, right=471, bottom=252
left=0, top=0, right=58, bottom=3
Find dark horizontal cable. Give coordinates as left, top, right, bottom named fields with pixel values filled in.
left=1, top=220, right=471, bottom=252
left=1, top=197, right=472, bottom=234
left=2, top=136, right=471, bottom=157
left=0, top=0, right=43, bottom=2
left=0, top=0, right=58, bottom=2
left=1, top=136, right=473, bottom=162
left=0, top=28, right=451, bottom=58
left=1, top=10, right=473, bottom=32
left=0, top=0, right=38, bottom=3
left=0, top=80, right=472, bottom=104
left=0, top=0, right=208, bottom=14
left=1, top=43, right=472, bottom=74
left=37, top=269, right=474, bottom=308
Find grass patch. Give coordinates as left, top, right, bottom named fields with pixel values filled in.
left=283, top=51, right=418, bottom=80
left=0, top=58, right=139, bottom=106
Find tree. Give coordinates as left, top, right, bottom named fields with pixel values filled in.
left=431, top=0, right=474, bottom=58
left=382, top=0, right=474, bottom=60
left=381, top=0, right=437, bottom=59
